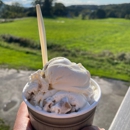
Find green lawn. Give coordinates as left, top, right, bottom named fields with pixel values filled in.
left=0, top=45, right=42, bottom=70
left=0, top=17, right=130, bottom=53
left=0, top=17, right=130, bottom=81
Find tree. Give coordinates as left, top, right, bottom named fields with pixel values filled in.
left=81, top=13, right=86, bottom=20
left=107, top=11, right=116, bottom=18
left=25, top=7, right=36, bottom=17
left=125, top=14, right=130, bottom=19
left=53, top=3, right=67, bottom=16
left=96, top=9, right=106, bottom=18
left=42, top=0, right=53, bottom=16
left=89, top=9, right=106, bottom=19
left=32, top=0, right=53, bottom=17
left=74, top=10, right=79, bottom=17
left=0, top=0, right=3, bottom=6
left=11, top=2, right=24, bottom=13
left=32, top=0, right=43, bottom=6
left=89, top=11, right=96, bottom=19
left=0, top=0, right=4, bottom=18
left=1, top=2, right=26, bottom=18
left=81, top=9, right=91, bottom=19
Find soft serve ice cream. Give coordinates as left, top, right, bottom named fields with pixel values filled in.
left=24, top=57, right=98, bottom=114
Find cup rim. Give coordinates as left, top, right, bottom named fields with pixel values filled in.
left=22, top=78, right=101, bottom=118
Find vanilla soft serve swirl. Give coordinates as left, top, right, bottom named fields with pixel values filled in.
left=44, top=57, right=91, bottom=94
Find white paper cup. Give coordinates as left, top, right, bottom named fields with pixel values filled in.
left=22, top=78, right=101, bottom=130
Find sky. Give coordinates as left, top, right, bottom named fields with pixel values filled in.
left=2, top=0, right=130, bottom=7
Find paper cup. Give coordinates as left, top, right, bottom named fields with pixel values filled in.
left=22, top=78, right=101, bottom=130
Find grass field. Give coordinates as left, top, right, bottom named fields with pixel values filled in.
left=0, top=17, right=130, bottom=81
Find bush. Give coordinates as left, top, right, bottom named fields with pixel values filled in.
left=124, top=53, right=130, bottom=63
left=125, top=14, right=130, bottom=19
left=117, top=52, right=126, bottom=61
left=1, top=34, right=40, bottom=49
left=0, top=19, right=14, bottom=23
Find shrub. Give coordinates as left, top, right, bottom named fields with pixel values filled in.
left=0, top=19, right=14, bottom=23
left=117, top=52, right=126, bottom=61
left=124, top=53, right=130, bottom=63
left=1, top=34, right=40, bottom=49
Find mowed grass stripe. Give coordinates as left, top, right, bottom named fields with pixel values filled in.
left=0, top=46, right=42, bottom=69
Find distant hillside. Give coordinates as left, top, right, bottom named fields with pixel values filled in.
left=67, top=3, right=130, bottom=12
left=67, top=3, right=130, bottom=19
left=67, top=5, right=98, bottom=11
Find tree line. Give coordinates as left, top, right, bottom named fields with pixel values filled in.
left=0, top=0, right=67, bottom=18
left=0, top=0, right=130, bottom=19
left=68, top=4, right=130, bottom=19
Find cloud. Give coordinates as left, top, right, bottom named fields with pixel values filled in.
left=3, top=0, right=100, bottom=7
left=3, top=0, right=32, bottom=6
left=55, top=0, right=98, bottom=6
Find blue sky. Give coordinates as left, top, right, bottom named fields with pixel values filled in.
left=2, top=0, right=130, bottom=7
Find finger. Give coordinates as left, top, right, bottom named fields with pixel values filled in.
left=17, top=101, right=29, bottom=118
left=13, top=102, right=32, bottom=130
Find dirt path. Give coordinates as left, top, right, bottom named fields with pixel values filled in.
left=0, top=69, right=129, bottom=130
